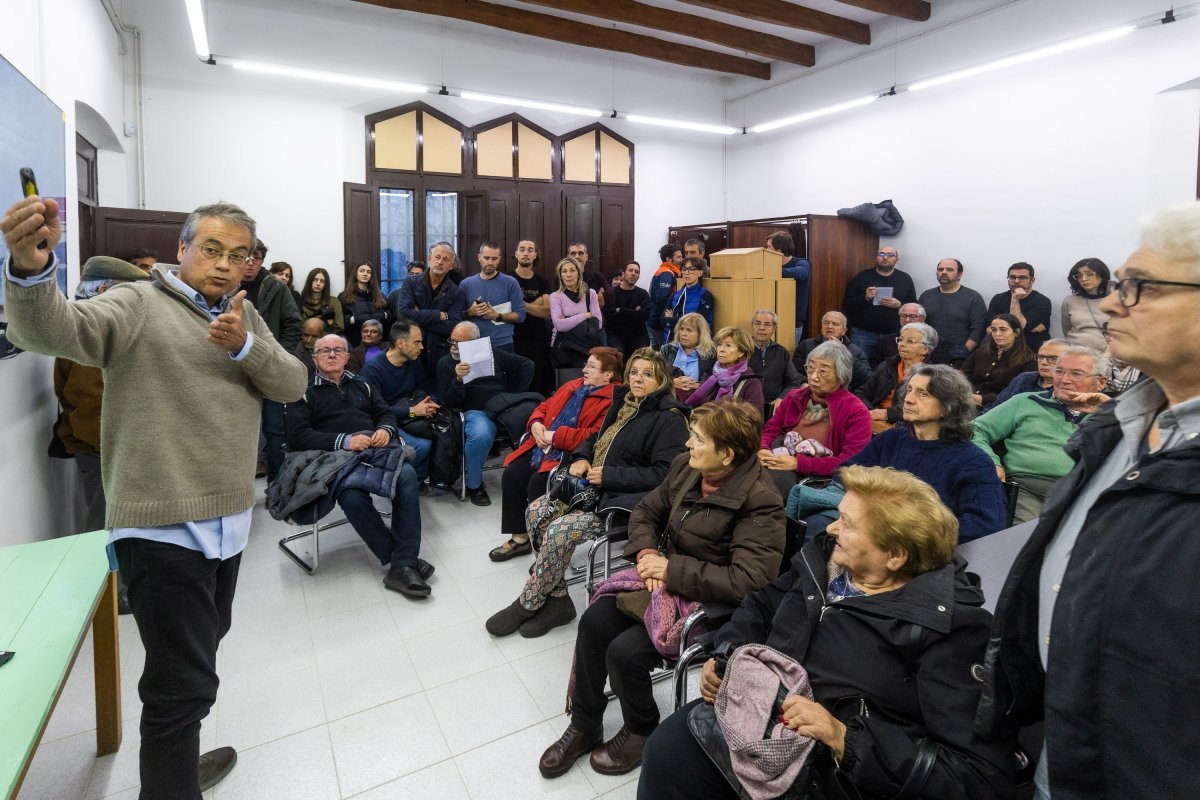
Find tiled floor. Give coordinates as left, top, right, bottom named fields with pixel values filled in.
left=18, top=471, right=698, bottom=799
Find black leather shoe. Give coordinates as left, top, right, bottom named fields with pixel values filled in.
left=590, top=725, right=649, bottom=775
left=383, top=565, right=431, bottom=598
left=198, top=746, right=237, bottom=791
left=539, top=723, right=602, bottom=779
left=518, top=593, right=577, bottom=638
left=416, top=558, right=435, bottom=581
left=467, top=485, right=492, bottom=506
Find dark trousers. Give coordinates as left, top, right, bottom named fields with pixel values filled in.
left=571, top=595, right=663, bottom=736
left=114, top=538, right=241, bottom=800
left=500, top=450, right=550, bottom=535
left=336, top=462, right=422, bottom=567
left=261, top=399, right=286, bottom=482
left=515, top=336, right=553, bottom=396
left=638, top=699, right=739, bottom=800
left=607, top=329, right=648, bottom=357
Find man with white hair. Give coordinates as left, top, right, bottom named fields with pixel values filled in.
left=747, top=309, right=803, bottom=409
left=977, top=201, right=1200, bottom=800
left=792, top=310, right=871, bottom=391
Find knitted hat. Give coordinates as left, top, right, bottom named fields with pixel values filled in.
left=714, top=644, right=817, bottom=800
left=81, top=256, right=151, bottom=282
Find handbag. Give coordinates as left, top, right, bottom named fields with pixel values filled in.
left=547, top=462, right=599, bottom=513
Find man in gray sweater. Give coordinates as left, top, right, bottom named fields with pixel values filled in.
left=917, top=257, right=988, bottom=364
left=2, top=196, right=308, bottom=798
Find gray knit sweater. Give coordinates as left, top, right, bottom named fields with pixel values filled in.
left=4, top=264, right=308, bottom=527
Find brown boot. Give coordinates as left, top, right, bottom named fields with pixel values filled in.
left=539, top=723, right=602, bottom=779
left=589, top=725, right=648, bottom=775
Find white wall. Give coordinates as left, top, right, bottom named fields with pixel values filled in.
left=723, top=0, right=1200, bottom=329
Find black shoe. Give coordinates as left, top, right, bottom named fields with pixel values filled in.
left=432, top=480, right=457, bottom=495
left=383, top=564, right=431, bottom=598
left=590, top=725, right=648, bottom=775
left=519, top=593, right=577, bottom=638
left=485, top=599, right=537, bottom=637
left=539, top=724, right=602, bottom=779
left=488, top=538, right=532, bottom=562
left=198, top=746, right=237, bottom=791
left=467, top=485, right=492, bottom=507
left=416, top=558, right=435, bottom=581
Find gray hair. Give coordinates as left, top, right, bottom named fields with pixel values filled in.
left=822, top=310, right=848, bottom=326
left=1140, top=200, right=1200, bottom=279
left=751, top=309, right=778, bottom=326
left=314, top=332, right=350, bottom=350
left=179, top=202, right=256, bottom=249
left=900, top=302, right=927, bottom=318
left=906, top=364, right=976, bottom=442
left=452, top=320, right=481, bottom=340
left=901, top=322, right=939, bottom=353
left=74, top=278, right=115, bottom=300
left=360, top=319, right=384, bottom=333
left=807, top=341, right=854, bottom=387
left=1059, top=345, right=1112, bottom=377
left=1041, top=338, right=1069, bottom=350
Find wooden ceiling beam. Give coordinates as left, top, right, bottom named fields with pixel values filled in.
left=353, top=0, right=772, bottom=79
left=517, top=0, right=815, bottom=67
left=674, top=0, right=871, bottom=45
left=834, top=0, right=931, bottom=23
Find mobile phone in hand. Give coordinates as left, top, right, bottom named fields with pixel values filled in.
left=18, top=168, right=50, bottom=250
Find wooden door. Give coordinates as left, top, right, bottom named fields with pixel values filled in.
left=93, top=207, right=190, bottom=264
left=600, top=195, right=634, bottom=277
left=343, top=182, right=379, bottom=282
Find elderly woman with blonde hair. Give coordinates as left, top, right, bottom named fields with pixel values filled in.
left=684, top=326, right=765, bottom=415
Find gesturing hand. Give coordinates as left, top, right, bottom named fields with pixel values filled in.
left=209, top=290, right=249, bottom=353
left=1, top=196, right=62, bottom=275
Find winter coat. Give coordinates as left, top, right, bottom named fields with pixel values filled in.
left=708, top=535, right=1016, bottom=799
left=749, top=342, right=804, bottom=404
left=624, top=451, right=785, bottom=605
left=836, top=199, right=905, bottom=236
left=762, top=386, right=871, bottom=476
left=662, top=283, right=715, bottom=342
left=660, top=342, right=716, bottom=385
left=960, top=347, right=1037, bottom=408
left=854, top=354, right=920, bottom=424
left=975, top=387, right=1200, bottom=799
left=503, top=379, right=617, bottom=472
left=568, top=384, right=690, bottom=506
left=285, top=372, right=398, bottom=454
left=685, top=366, right=765, bottom=417
left=389, top=274, right=467, bottom=367
left=267, top=444, right=409, bottom=525
left=647, top=262, right=680, bottom=337
left=247, top=272, right=302, bottom=352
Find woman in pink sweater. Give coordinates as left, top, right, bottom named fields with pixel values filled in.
left=550, top=256, right=604, bottom=368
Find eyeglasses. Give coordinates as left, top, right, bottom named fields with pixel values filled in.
left=877, top=251, right=897, bottom=258
left=1052, top=368, right=1097, bottom=380
left=1114, top=276, right=1200, bottom=307
left=1071, top=270, right=1097, bottom=281
left=895, top=337, right=925, bottom=346
left=187, top=240, right=251, bottom=266
left=1036, top=354, right=1060, bottom=363
left=313, top=347, right=349, bottom=356
left=898, top=313, right=923, bottom=321
left=1007, top=275, right=1032, bottom=283
left=805, top=365, right=835, bottom=377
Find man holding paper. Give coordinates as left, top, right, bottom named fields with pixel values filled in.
left=460, top=242, right=525, bottom=353
left=842, top=246, right=917, bottom=361
left=436, top=322, right=535, bottom=505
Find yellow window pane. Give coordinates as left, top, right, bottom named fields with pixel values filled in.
left=517, top=124, right=552, bottom=180
left=599, top=132, right=630, bottom=185
left=422, top=113, right=462, bottom=174
left=476, top=124, right=513, bottom=178
left=374, top=112, right=417, bottom=171
left=563, top=131, right=597, bottom=182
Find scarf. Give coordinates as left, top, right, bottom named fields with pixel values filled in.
left=689, top=359, right=749, bottom=404
left=531, top=383, right=600, bottom=469
left=562, top=287, right=581, bottom=304
left=590, top=389, right=646, bottom=467
left=802, top=396, right=830, bottom=422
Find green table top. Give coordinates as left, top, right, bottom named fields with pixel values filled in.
left=0, top=530, right=111, bottom=799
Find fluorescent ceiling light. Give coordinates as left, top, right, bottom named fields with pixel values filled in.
left=459, top=91, right=603, bottom=117
left=625, top=114, right=739, bottom=135
left=184, top=0, right=210, bottom=60
left=909, top=25, right=1136, bottom=91
left=221, top=58, right=427, bottom=94
left=750, top=95, right=878, bottom=134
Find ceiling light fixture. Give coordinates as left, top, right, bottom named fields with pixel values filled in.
left=219, top=58, right=427, bottom=94
left=908, top=24, right=1136, bottom=92
left=624, top=114, right=739, bottom=135
left=459, top=91, right=604, bottom=117
left=183, top=0, right=211, bottom=61
left=750, top=95, right=878, bottom=134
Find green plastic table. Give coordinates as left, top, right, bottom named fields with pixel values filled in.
left=0, top=530, right=121, bottom=799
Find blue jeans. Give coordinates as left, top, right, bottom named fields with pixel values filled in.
left=335, top=463, right=422, bottom=567
left=403, top=434, right=432, bottom=481
left=261, top=399, right=286, bottom=482
left=848, top=328, right=882, bottom=361
left=462, top=410, right=497, bottom=490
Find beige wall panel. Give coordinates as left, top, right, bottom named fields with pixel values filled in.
left=476, top=124, right=513, bottom=178
left=599, top=132, right=630, bottom=185
left=422, top=113, right=463, bottom=174
left=374, top=112, right=417, bottom=171
left=517, top=124, right=552, bottom=180
left=563, top=132, right=597, bottom=182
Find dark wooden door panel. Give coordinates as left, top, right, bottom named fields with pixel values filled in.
left=343, top=182, right=379, bottom=282
left=600, top=198, right=633, bottom=278
left=459, top=190, right=489, bottom=276
left=93, top=207, right=190, bottom=265
left=518, top=188, right=560, bottom=281
left=564, top=193, right=600, bottom=267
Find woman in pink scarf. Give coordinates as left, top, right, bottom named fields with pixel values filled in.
left=686, top=327, right=764, bottom=415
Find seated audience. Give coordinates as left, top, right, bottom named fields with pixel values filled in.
left=294, top=317, right=325, bottom=381
left=871, top=302, right=929, bottom=363
left=606, top=260, right=651, bottom=355
left=285, top=333, right=431, bottom=597
left=339, top=260, right=390, bottom=346
left=1060, top=257, right=1112, bottom=351
left=855, top=322, right=938, bottom=434
left=348, top=318, right=386, bottom=372
left=538, top=398, right=785, bottom=779
left=660, top=311, right=716, bottom=400
left=686, top=326, right=764, bottom=414
left=759, top=341, right=872, bottom=496
left=987, top=337, right=1067, bottom=410
left=550, top=256, right=604, bottom=369
left=269, top=260, right=303, bottom=312
left=748, top=309, right=803, bottom=410
left=299, top=267, right=344, bottom=333
left=390, top=242, right=467, bottom=379
left=406, top=260, right=426, bottom=277
left=436, top=321, right=535, bottom=505
left=639, top=465, right=1015, bottom=800
left=488, top=347, right=622, bottom=562
left=485, top=349, right=687, bottom=637
left=360, top=319, right=439, bottom=481
left=790, top=365, right=1007, bottom=541
left=960, top=313, right=1037, bottom=408
left=972, top=346, right=1110, bottom=522
left=791, top=311, right=871, bottom=392
left=661, top=256, right=714, bottom=343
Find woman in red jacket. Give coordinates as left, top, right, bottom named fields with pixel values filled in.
left=488, top=347, right=623, bottom=562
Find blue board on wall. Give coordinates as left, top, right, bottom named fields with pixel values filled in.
left=0, top=52, right=68, bottom=307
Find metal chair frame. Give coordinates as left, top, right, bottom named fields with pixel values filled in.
left=278, top=509, right=391, bottom=575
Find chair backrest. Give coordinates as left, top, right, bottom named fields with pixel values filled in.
left=555, top=367, right=584, bottom=388
left=1003, top=480, right=1022, bottom=528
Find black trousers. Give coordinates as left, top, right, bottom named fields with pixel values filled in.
left=607, top=329, right=649, bottom=357
left=571, top=595, right=664, bottom=736
left=638, top=699, right=739, bottom=800
left=114, top=538, right=241, bottom=800
left=500, top=450, right=550, bottom=535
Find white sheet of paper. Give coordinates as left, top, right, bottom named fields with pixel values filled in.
left=457, top=336, right=495, bottom=383
left=873, top=286, right=894, bottom=306
left=489, top=302, right=512, bottom=325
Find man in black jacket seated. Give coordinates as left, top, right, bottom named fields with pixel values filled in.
left=286, top=333, right=432, bottom=597
left=748, top=309, right=803, bottom=412
left=436, top=321, right=535, bottom=506
left=792, top=311, right=871, bottom=392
